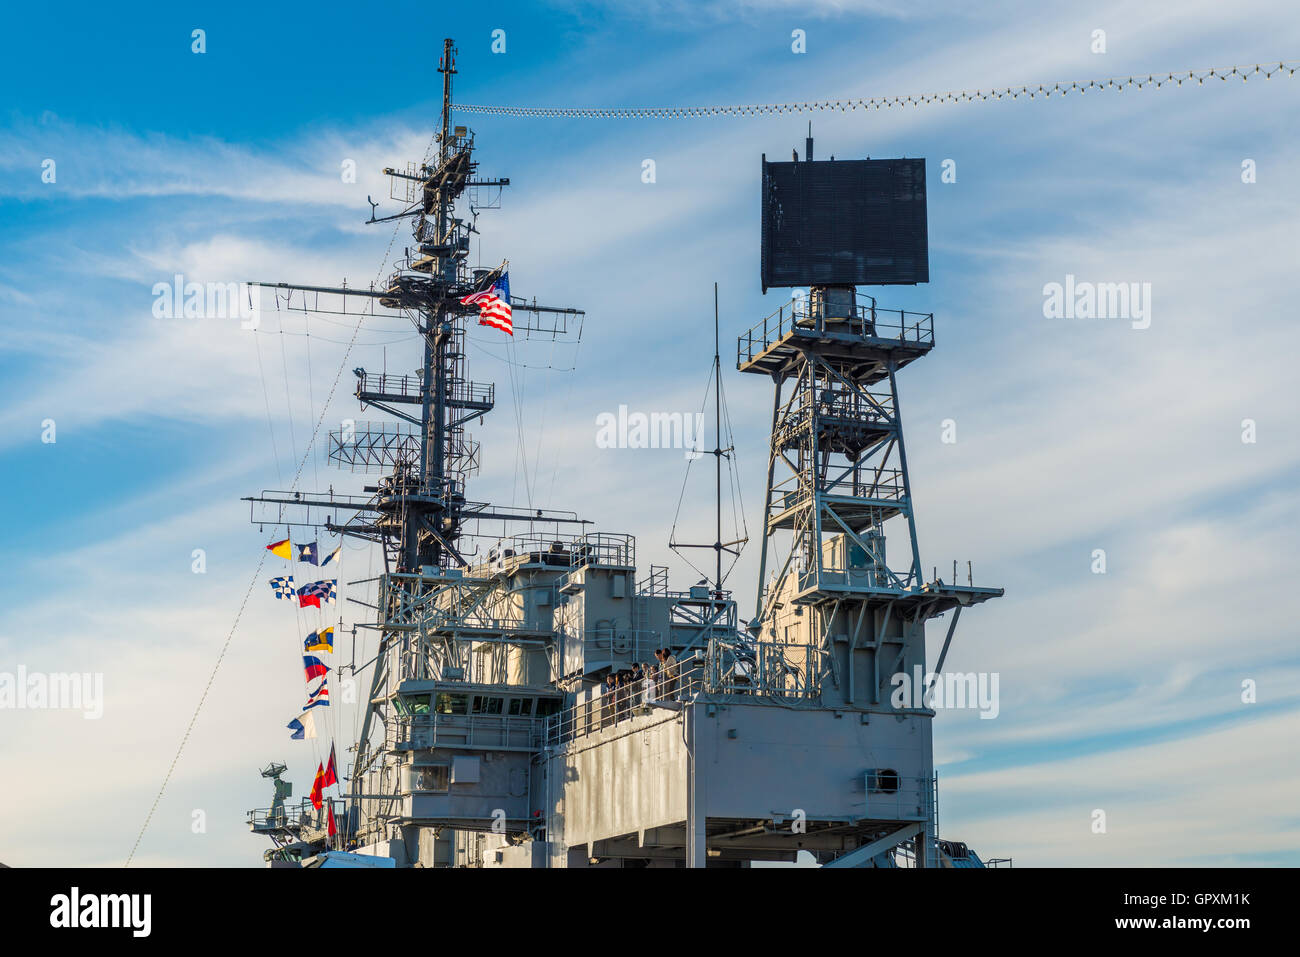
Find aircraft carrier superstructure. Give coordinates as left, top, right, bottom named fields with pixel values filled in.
left=246, top=39, right=1005, bottom=869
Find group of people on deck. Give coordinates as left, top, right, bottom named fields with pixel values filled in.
left=601, top=648, right=678, bottom=725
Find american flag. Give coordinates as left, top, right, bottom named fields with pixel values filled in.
left=460, top=272, right=513, bottom=336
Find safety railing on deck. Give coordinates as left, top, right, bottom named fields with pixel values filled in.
left=355, top=368, right=491, bottom=409
left=772, top=388, right=895, bottom=450
left=545, top=639, right=824, bottom=747
left=705, top=641, right=820, bottom=700
left=480, top=531, right=635, bottom=573
left=387, top=712, right=540, bottom=752
left=544, top=663, right=702, bottom=746
left=768, top=468, right=906, bottom=513
left=355, top=369, right=423, bottom=400
left=248, top=796, right=346, bottom=835
left=637, top=564, right=670, bottom=597
left=860, top=773, right=933, bottom=824
left=738, top=293, right=934, bottom=366
left=447, top=379, right=494, bottom=408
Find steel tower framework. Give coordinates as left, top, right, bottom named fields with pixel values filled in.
left=739, top=282, right=1003, bottom=700
left=742, top=291, right=936, bottom=615
left=243, top=39, right=587, bottom=844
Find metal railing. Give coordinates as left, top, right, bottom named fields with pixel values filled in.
left=773, top=391, right=895, bottom=450
left=380, top=574, right=537, bottom=640
left=386, top=712, right=540, bottom=752
left=861, top=774, right=933, bottom=824
left=355, top=369, right=421, bottom=400
left=246, top=487, right=376, bottom=529
left=637, top=564, right=670, bottom=597
left=574, top=532, right=636, bottom=568
left=248, top=796, right=346, bottom=835
left=353, top=370, right=494, bottom=408
left=448, top=379, right=494, bottom=407
left=545, top=639, right=824, bottom=746
left=739, top=293, right=934, bottom=366
left=768, top=468, right=906, bottom=513
left=704, top=640, right=820, bottom=700
left=544, top=663, right=702, bottom=746
left=479, top=531, right=636, bottom=573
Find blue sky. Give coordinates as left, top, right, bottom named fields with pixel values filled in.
left=1, top=0, right=1298, bottom=867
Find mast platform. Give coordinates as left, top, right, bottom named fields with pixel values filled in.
left=737, top=292, right=934, bottom=382
left=781, top=577, right=1004, bottom=611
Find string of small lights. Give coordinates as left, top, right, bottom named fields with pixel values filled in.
left=455, top=60, right=1298, bottom=119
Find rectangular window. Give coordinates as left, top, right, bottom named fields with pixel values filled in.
left=415, top=765, right=449, bottom=792
left=472, top=695, right=504, bottom=715
left=435, top=693, right=468, bottom=715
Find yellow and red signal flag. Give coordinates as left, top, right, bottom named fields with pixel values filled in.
left=310, top=761, right=325, bottom=810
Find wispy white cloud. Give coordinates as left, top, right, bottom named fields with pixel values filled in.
left=4, top=0, right=1299, bottom=868
left=940, top=708, right=1300, bottom=865
left=0, top=113, right=431, bottom=206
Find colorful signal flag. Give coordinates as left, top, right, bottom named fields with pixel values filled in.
left=310, top=762, right=325, bottom=810
left=304, top=679, right=330, bottom=709
left=303, top=655, right=329, bottom=682
left=305, top=627, right=334, bottom=653
left=324, top=742, right=338, bottom=787
left=288, top=710, right=317, bottom=739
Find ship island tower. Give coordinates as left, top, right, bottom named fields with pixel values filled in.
left=248, top=43, right=1004, bottom=868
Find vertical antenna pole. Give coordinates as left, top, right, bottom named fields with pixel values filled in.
left=714, top=282, right=722, bottom=594
left=439, top=37, right=454, bottom=160
left=414, top=36, right=458, bottom=570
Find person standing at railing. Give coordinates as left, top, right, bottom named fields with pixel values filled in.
left=643, top=663, right=658, bottom=706
left=602, top=673, right=617, bottom=728
left=658, top=648, right=678, bottom=700
left=628, top=665, right=644, bottom=718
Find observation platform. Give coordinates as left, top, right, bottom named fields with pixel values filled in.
left=784, top=575, right=1004, bottom=614
left=738, top=294, right=934, bottom=383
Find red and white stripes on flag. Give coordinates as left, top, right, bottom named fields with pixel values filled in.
left=460, top=274, right=513, bottom=336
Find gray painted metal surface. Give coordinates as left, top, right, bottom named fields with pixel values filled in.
left=245, top=39, right=1006, bottom=870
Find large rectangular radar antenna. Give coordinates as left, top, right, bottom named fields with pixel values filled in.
left=760, top=155, right=929, bottom=291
